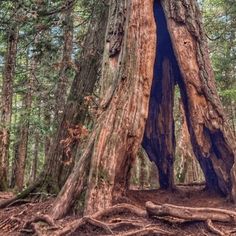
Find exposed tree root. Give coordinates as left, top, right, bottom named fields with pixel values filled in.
left=206, top=219, right=227, bottom=236
left=108, top=220, right=143, bottom=231
left=22, top=214, right=58, bottom=235
left=9, top=201, right=236, bottom=235
left=59, top=216, right=114, bottom=236
left=54, top=203, right=146, bottom=235
left=92, top=203, right=147, bottom=220
left=146, top=201, right=236, bottom=223
left=5, top=199, right=31, bottom=208
left=120, top=226, right=173, bottom=236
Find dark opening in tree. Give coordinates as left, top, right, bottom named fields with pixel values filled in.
left=143, top=0, right=179, bottom=190
left=142, top=0, right=236, bottom=199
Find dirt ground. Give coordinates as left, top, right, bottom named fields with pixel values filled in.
left=0, top=185, right=236, bottom=235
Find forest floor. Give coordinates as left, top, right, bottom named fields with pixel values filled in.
left=0, top=184, right=236, bottom=235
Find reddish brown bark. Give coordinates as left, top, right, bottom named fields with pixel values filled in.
left=0, top=25, right=18, bottom=190
left=50, top=0, right=156, bottom=218
left=84, top=0, right=156, bottom=215
left=162, top=0, right=236, bottom=199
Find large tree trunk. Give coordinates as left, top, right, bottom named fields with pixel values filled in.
left=50, top=0, right=236, bottom=221
left=161, top=0, right=236, bottom=198
left=84, top=0, right=156, bottom=215
left=50, top=0, right=156, bottom=219
left=0, top=24, right=18, bottom=190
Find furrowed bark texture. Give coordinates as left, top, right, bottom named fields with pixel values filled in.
left=0, top=25, right=18, bottom=190
left=84, top=0, right=156, bottom=215
left=161, top=0, right=236, bottom=198
left=38, top=3, right=109, bottom=192
left=54, top=0, right=74, bottom=124
left=51, top=0, right=156, bottom=218
left=50, top=132, right=96, bottom=219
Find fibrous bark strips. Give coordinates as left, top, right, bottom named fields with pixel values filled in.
left=161, top=0, right=236, bottom=199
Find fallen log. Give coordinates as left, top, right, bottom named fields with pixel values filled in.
left=146, top=201, right=236, bottom=224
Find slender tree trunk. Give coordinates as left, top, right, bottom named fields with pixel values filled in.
left=10, top=96, right=19, bottom=188
left=231, top=100, right=236, bottom=137
left=176, top=99, right=203, bottom=184
left=139, top=150, right=147, bottom=189
left=10, top=133, right=19, bottom=188
left=53, top=0, right=74, bottom=187
left=28, top=97, right=41, bottom=186
left=149, top=162, right=159, bottom=189
left=14, top=56, right=34, bottom=191
left=43, top=100, right=51, bottom=159
left=29, top=131, right=39, bottom=185
left=0, top=25, right=18, bottom=190
left=162, top=0, right=236, bottom=199
left=54, top=0, right=74, bottom=125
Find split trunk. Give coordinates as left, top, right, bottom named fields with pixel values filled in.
left=50, top=0, right=236, bottom=219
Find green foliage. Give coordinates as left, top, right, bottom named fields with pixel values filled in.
left=0, top=0, right=92, bottom=184
left=201, top=0, right=236, bottom=134
left=202, top=0, right=236, bottom=89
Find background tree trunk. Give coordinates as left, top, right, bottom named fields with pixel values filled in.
left=14, top=55, right=34, bottom=191
left=29, top=131, right=39, bottom=185
left=161, top=0, right=236, bottom=199
left=35, top=2, right=109, bottom=193
left=54, top=0, right=74, bottom=125
left=175, top=99, right=203, bottom=184
left=0, top=25, right=18, bottom=190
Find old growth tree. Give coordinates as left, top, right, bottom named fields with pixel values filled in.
left=48, top=0, right=236, bottom=219
left=0, top=1, right=235, bottom=232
